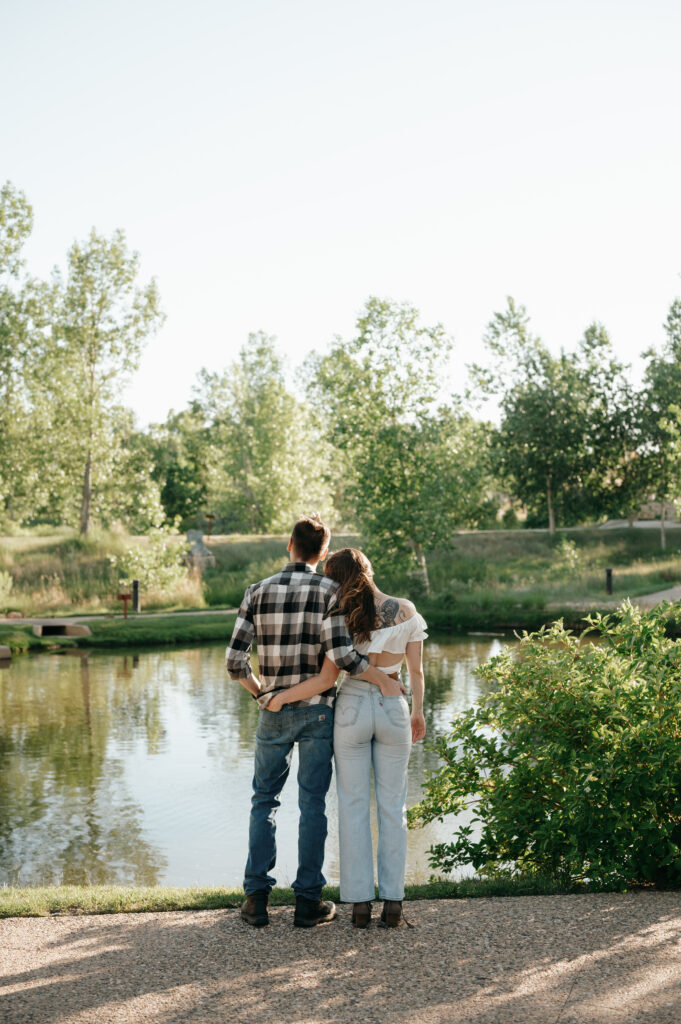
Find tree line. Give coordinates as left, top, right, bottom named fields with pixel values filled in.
left=3, top=181, right=681, bottom=582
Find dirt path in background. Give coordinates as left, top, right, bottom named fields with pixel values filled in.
left=0, top=609, right=238, bottom=626
left=549, top=584, right=681, bottom=614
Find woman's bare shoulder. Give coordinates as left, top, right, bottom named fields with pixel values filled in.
left=374, top=595, right=417, bottom=629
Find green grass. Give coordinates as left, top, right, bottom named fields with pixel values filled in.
left=0, top=614, right=237, bottom=653
left=0, top=529, right=134, bottom=615
left=0, top=875, right=600, bottom=918
left=420, top=593, right=593, bottom=633
left=201, top=533, right=360, bottom=607
left=0, top=625, right=78, bottom=653
left=3, top=525, right=681, bottom=630
left=409, top=527, right=681, bottom=597
left=81, top=612, right=237, bottom=648
left=389, top=527, right=681, bottom=629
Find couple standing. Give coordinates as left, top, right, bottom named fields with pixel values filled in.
left=226, top=515, right=427, bottom=929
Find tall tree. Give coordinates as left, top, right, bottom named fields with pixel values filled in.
left=147, top=407, right=211, bottom=528
left=193, top=332, right=332, bottom=533
left=48, top=229, right=164, bottom=533
left=640, top=298, right=681, bottom=549
left=307, top=297, right=491, bottom=591
left=472, top=298, right=635, bottom=532
left=0, top=183, right=37, bottom=524
left=577, top=323, right=645, bottom=526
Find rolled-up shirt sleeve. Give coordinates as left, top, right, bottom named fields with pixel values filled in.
left=320, top=605, right=369, bottom=676
left=226, top=588, right=256, bottom=680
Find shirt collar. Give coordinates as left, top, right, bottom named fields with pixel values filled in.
left=283, top=561, right=316, bottom=573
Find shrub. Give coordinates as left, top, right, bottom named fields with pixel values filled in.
left=410, top=601, right=681, bottom=888
left=110, top=525, right=190, bottom=595
left=551, top=536, right=583, bottom=576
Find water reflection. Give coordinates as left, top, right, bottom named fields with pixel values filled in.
left=0, top=637, right=508, bottom=887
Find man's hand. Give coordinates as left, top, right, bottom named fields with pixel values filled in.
left=267, top=692, right=286, bottom=713
left=361, top=664, right=405, bottom=695
left=380, top=674, right=408, bottom=697
left=411, top=711, right=426, bottom=742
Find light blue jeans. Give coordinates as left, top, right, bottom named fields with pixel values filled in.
left=334, top=678, right=412, bottom=902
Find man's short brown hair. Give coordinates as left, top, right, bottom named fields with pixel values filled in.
left=290, top=515, right=331, bottom=562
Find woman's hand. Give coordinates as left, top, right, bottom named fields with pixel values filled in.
left=411, top=711, right=426, bottom=742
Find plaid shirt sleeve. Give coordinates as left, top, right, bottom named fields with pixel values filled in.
left=226, top=587, right=255, bottom=680
left=320, top=593, right=369, bottom=676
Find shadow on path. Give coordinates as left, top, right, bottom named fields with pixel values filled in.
left=2, top=893, right=681, bottom=1024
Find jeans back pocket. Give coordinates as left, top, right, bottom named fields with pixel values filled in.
left=383, top=696, right=410, bottom=728
left=334, top=695, right=361, bottom=727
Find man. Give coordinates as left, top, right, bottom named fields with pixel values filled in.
left=226, top=515, right=401, bottom=928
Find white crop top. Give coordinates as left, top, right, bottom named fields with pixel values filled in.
left=351, top=612, right=428, bottom=676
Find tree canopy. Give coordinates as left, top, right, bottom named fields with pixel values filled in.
left=3, top=178, right=681, bottom=565
left=307, top=297, right=492, bottom=589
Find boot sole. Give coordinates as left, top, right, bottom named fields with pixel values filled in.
left=240, top=913, right=269, bottom=927
left=293, top=911, right=338, bottom=928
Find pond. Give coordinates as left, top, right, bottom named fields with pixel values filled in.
left=0, top=637, right=508, bottom=888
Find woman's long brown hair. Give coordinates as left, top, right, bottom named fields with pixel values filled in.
left=324, top=548, right=377, bottom=643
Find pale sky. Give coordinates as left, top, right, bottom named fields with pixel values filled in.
left=4, top=0, right=681, bottom=424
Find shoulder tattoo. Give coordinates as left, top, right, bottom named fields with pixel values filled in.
left=377, top=598, right=400, bottom=627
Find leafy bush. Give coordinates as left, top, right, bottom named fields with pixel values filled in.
left=410, top=602, right=681, bottom=888
left=551, top=536, right=583, bottom=576
left=110, top=525, right=189, bottom=594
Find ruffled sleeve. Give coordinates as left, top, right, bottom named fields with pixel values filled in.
left=366, top=611, right=429, bottom=654
left=410, top=612, right=428, bottom=642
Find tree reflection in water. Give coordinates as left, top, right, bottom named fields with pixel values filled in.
left=0, top=651, right=166, bottom=886
left=0, top=638, right=505, bottom=887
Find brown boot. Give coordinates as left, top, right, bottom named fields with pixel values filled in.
left=240, top=892, right=269, bottom=927
left=351, top=902, right=372, bottom=928
left=293, top=896, right=337, bottom=928
left=379, top=900, right=403, bottom=928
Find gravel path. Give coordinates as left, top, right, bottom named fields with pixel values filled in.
left=2, top=893, right=681, bottom=1023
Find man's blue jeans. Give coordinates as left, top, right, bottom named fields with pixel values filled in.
left=244, top=704, right=334, bottom=900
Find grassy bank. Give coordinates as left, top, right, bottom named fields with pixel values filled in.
left=0, top=613, right=237, bottom=654
left=0, top=625, right=77, bottom=653
left=2, top=526, right=681, bottom=630
left=80, top=612, right=237, bottom=649
left=0, top=875, right=600, bottom=918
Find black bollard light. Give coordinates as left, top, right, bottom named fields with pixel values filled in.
left=132, top=578, right=141, bottom=613
left=605, top=567, right=613, bottom=595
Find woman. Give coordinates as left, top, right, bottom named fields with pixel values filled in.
left=267, top=547, right=427, bottom=928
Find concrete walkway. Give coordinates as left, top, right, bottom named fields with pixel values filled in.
left=549, top=583, right=681, bottom=615
left=2, top=893, right=681, bottom=1023
left=633, top=585, right=681, bottom=609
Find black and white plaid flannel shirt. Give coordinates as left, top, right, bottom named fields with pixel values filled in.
left=225, top=562, right=369, bottom=707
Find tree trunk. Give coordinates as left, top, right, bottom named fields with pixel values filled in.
left=547, top=475, right=556, bottom=535
left=661, top=497, right=667, bottom=552
left=410, top=541, right=431, bottom=596
left=79, top=449, right=92, bottom=535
